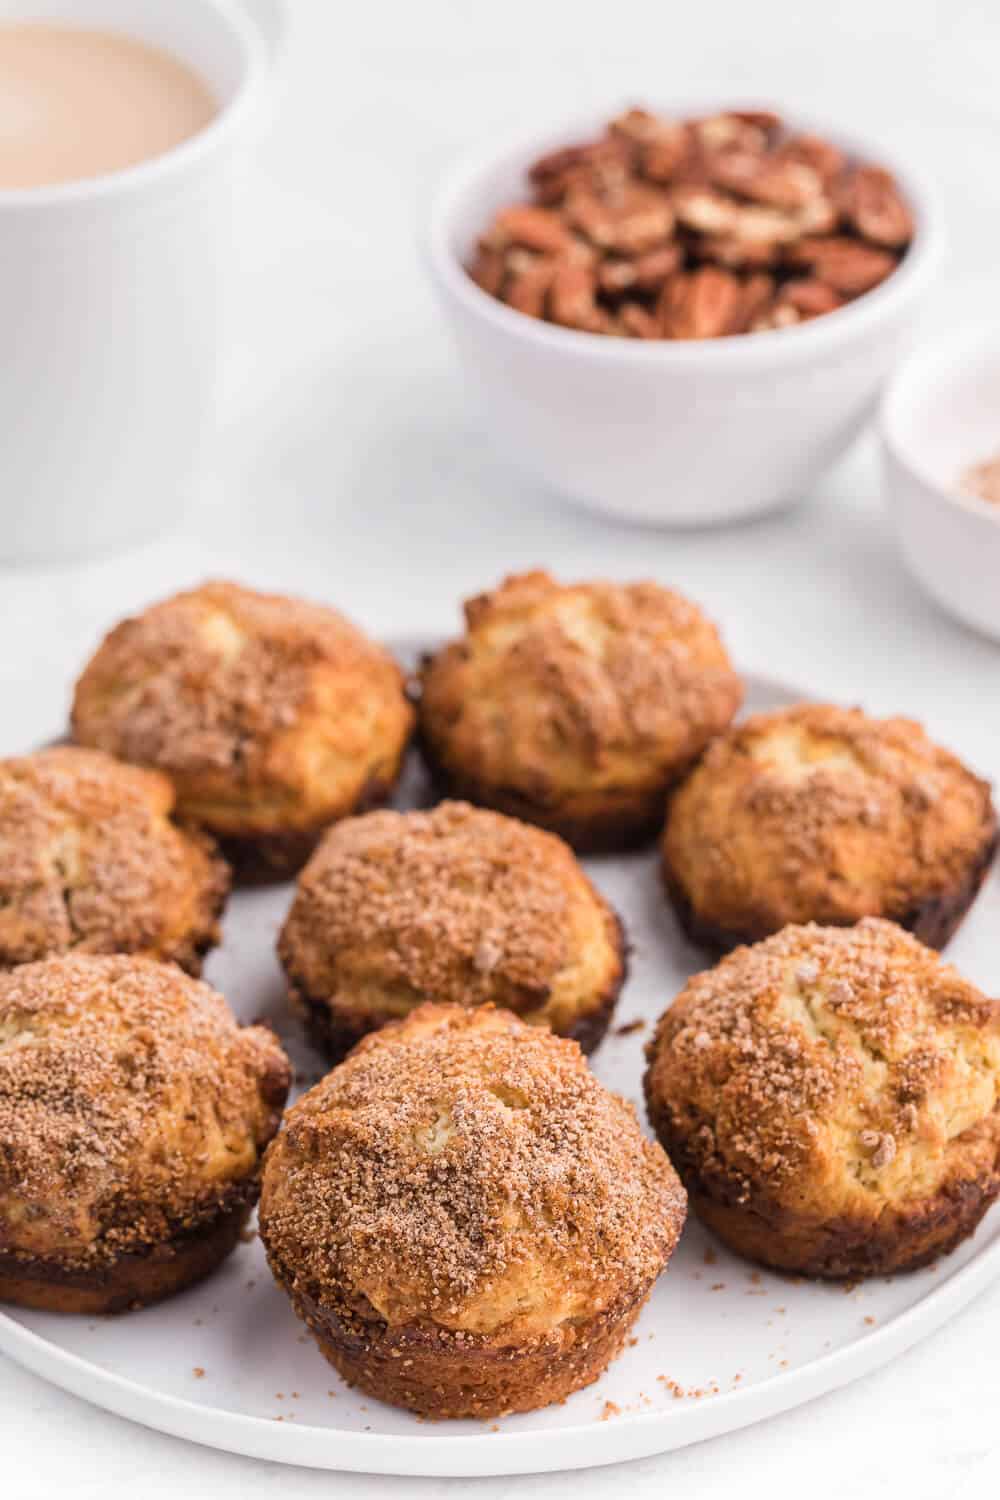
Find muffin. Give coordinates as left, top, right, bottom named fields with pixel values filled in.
left=0, top=954, right=290, bottom=1313
left=419, top=571, right=742, bottom=851
left=0, top=746, right=229, bottom=975
left=259, top=1004, right=686, bottom=1417
left=278, top=800, right=625, bottom=1063
left=662, top=704, right=997, bottom=951
left=644, top=919, right=1000, bottom=1279
left=71, top=581, right=414, bottom=875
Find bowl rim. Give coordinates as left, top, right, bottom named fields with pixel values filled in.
left=424, top=97, right=944, bottom=370
left=881, top=323, right=1000, bottom=531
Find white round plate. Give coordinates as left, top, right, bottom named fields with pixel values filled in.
left=2, top=664, right=998, bottom=1477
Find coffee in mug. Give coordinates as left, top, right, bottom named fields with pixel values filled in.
left=0, top=22, right=217, bottom=189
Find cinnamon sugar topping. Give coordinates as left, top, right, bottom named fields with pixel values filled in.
left=260, top=1004, right=685, bottom=1340
left=0, top=954, right=289, bottom=1268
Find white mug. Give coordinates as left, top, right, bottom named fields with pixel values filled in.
left=0, top=0, right=283, bottom=563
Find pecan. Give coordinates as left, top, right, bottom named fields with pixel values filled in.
left=673, top=185, right=737, bottom=236
left=632, top=243, right=685, bottom=290
left=785, top=235, right=898, bottom=294
left=797, top=194, right=838, bottom=236
left=731, top=272, right=776, bottom=331
left=598, top=243, right=684, bottom=296
left=731, top=203, right=806, bottom=245
left=598, top=258, right=639, bottom=295
left=838, top=165, right=914, bottom=248
left=485, top=204, right=575, bottom=254
left=659, top=267, right=741, bottom=338
left=503, top=256, right=558, bottom=318
left=619, top=302, right=661, bottom=338
left=609, top=107, right=676, bottom=145
left=694, top=113, right=769, bottom=156
left=549, top=263, right=601, bottom=330
left=613, top=185, right=675, bottom=254
left=566, top=182, right=673, bottom=254
left=469, top=244, right=506, bottom=296
left=712, top=153, right=824, bottom=210
left=640, top=128, right=693, bottom=184
left=778, top=277, right=844, bottom=319
left=751, top=302, right=802, bottom=332
left=775, top=133, right=847, bottom=182
left=699, top=235, right=780, bottom=269
left=611, top=111, right=693, bottom=184
left=729, top=108, right=783, bottom=136
left=528, top=139, right=630, bottom=203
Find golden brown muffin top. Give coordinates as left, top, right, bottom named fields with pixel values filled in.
left=279, top=802, right=622, bottom=1028
left=71, top=581, right=413, bottom=834
left=0, top=746, right=229, bottom=973
left=663, top=703, right=997, bottom=931
left=260, top=1005, right=685, bottom=1341
left=646, top=919, right=1000, bottom=1210
left=420, top=570, right=742, bottom=796
left=0, top=954, right=290, bottom=1266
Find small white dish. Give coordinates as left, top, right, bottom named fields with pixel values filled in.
left=881, top=326, right=1000, bottom=642
left=424, top=103, right=942, bottom=528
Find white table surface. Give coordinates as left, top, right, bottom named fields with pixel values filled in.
left=3, top=0, right=1000, bottom=1494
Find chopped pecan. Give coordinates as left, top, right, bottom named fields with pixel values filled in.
left=797, top=195, right=838, bottom=236
left=714, top=155, right=825, bottom=211
left=751, top=302, right=802, bottom=332
left=613, top=185, right=676, bottom=254
left=549, top=263, right=602, bottom=330
left=611, top=110, right=693, bottom=184
left=566, top=182, right=673, bottom=254
left=528, top=139, right=630, bottom=204
left=731, top=272, right=776, bottom=332
left=609, top=107, right=675, bottom=145
left=469, top=244, right=507, bottom=296
left=640, top=127, right=693, bottom=184
left=503, top=256, right=558, bottom=317
left=673, top=185, right=737, bottom=236
left=729, top=108, right=783, bottom=136
left=659, top=266, right=741, bottom=338
left=598, top=243, right=683, bottom=296
left=485, top=204, right=575, bottom=254
left=775, top=133, right=847, bottom=182
left=731, top=203, right=806, bottom=245
left=632, top=243, right=685, bottom=290
left=839, top=165, right=913, bottom=248
left=694, top=113, right=769, bottom=156
left=619, top=301, right=661, bottom=338
left=598, top=258, right=639, bottom=295
left=699, top=234, right=780, bottom=269
left=777, top=277, right=844, bottom=319
left=785, top=235, right=897, bottom=294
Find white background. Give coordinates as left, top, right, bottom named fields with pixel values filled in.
left=3, top=0, right=1000, bottom=1494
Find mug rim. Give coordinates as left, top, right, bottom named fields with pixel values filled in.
left=0, top=0, right=270, bottom=209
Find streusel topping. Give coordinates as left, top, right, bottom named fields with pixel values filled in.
left=279, top=801, right=621, bottom=1012
left=0, top=954, right=289, bottom=1265
left=646, top=919, right=1000, bottom=1201
left=0, top=746, right=228, bottom=972
left=421, top=570, right=742, bottom=794
left=260, top=1005, right=684, bottom=1339
left=71, top=580, right=405, bottom=777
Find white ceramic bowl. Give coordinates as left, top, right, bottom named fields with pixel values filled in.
left=881, top=326, right=1000, bottom=642
left=425, top=105, right=943, bottom=527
